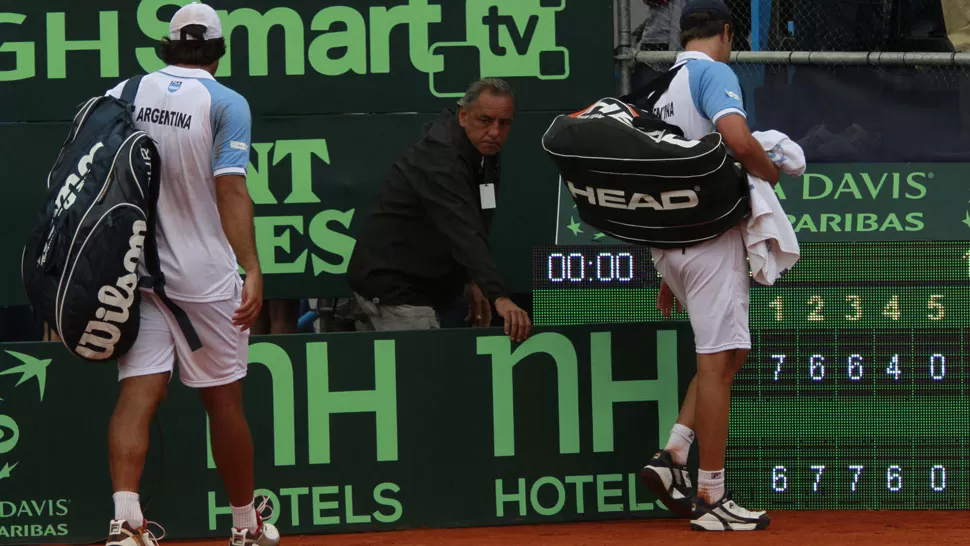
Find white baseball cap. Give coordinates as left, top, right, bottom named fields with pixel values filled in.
left=169, top=2, right=223, bottom=40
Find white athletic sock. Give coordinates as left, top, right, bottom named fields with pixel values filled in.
left=112, top=491, right=144, bottom=528
left=698, top=469, right=726, bottom=504
left=664, top=424, right=695, bottom=465
left=231, top=500, right=259, bottom=533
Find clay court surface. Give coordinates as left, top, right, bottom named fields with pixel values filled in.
left=165, top=512, right=970, bottom=546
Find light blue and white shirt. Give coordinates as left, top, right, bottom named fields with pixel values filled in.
left=650, top=51, right=746, bottom=141
left=107, top=65, right=252, bottom=302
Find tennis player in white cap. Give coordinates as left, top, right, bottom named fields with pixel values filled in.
left=103, top=3, right=277, bottom=545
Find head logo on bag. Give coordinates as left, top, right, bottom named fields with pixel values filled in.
left=567, top=181, right=700, bottom=211
left=542, top=97, right=749, bottom=248
left=641, top=130, right=702, bottom=150
left=570, top=99, right=638, bottom=127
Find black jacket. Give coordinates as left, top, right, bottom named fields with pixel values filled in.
left=347, top=109, right=509, bottom=311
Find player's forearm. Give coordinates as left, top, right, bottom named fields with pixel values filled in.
left=717, top=115, right=782, bottom=184
left=216, top=175, right=261, bottom=274
left=734, top=136, right=781, bottom=184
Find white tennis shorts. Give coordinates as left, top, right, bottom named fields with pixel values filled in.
left=118, top=282, right=249, bottom=387
left=651, top=227, right=751, bottom=354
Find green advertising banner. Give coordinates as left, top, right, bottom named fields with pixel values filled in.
left=556, top=164, right=970, bottom=244
left=0, top=323, right=694, bottom=544
left=0, top=0, right=613, bottom=121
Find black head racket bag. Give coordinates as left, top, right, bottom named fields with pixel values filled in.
left=542, top=97, right=750, bottom=249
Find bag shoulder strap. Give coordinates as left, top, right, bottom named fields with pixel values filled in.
left=620, top=63, right=686, bottom=112
left=132, top=110, right=203, bottom=351
left=120, top=75, right=144, bottom=105
left=142, top=166, right=203, bottom=350
left=141, top=162, right=204, bottom=351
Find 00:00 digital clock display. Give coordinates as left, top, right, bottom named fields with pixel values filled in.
left=546, top=252, right=642, bottom=284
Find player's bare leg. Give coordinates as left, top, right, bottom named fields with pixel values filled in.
left=694, top=351, right=736, bottom=477
left=690, top=348, right=768, bottom=531
left=109, top=373, right=168, bottom=499
left=732, top=349, right=749, bottom=377
left=199, top=380, right=254, bottom=507
left=106, top=373, right=168, bottom=545
left=677, top=376, right=698, bottom=429
left=200, top=381, right=279, bottom=546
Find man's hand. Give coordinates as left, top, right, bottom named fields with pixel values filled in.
left=233, top=270, right=263, bottom=331
left=465, top=283, right=492, bottom=328
left=495, top=297, right=532, bottom=342
left=657, top=281, right=683, bottom=318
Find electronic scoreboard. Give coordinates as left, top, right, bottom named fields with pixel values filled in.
left=536, top=165, right=970, bottom=513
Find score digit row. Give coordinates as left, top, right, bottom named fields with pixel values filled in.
left=752, top=288, right=970, bottom=328
left=761, top=352, right=949, bottom=383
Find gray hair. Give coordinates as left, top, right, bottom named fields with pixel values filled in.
left=457, top=78, right=515, bottom=108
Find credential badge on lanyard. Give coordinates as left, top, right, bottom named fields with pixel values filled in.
left=479, top=157, right=496, bottom=210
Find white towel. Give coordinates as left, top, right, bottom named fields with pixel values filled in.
left=755, top=130, right=807, bottom=176
left=741, top=131, right=803, bottom=286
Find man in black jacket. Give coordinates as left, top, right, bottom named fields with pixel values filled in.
left=347, top=79, right=531, bottom=341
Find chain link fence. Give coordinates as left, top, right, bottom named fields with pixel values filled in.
left=620, top=0, right=970, bottom=161
left=632, top=0, right=948, bottom=53
left=627, top=55, right=970, bottom=162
